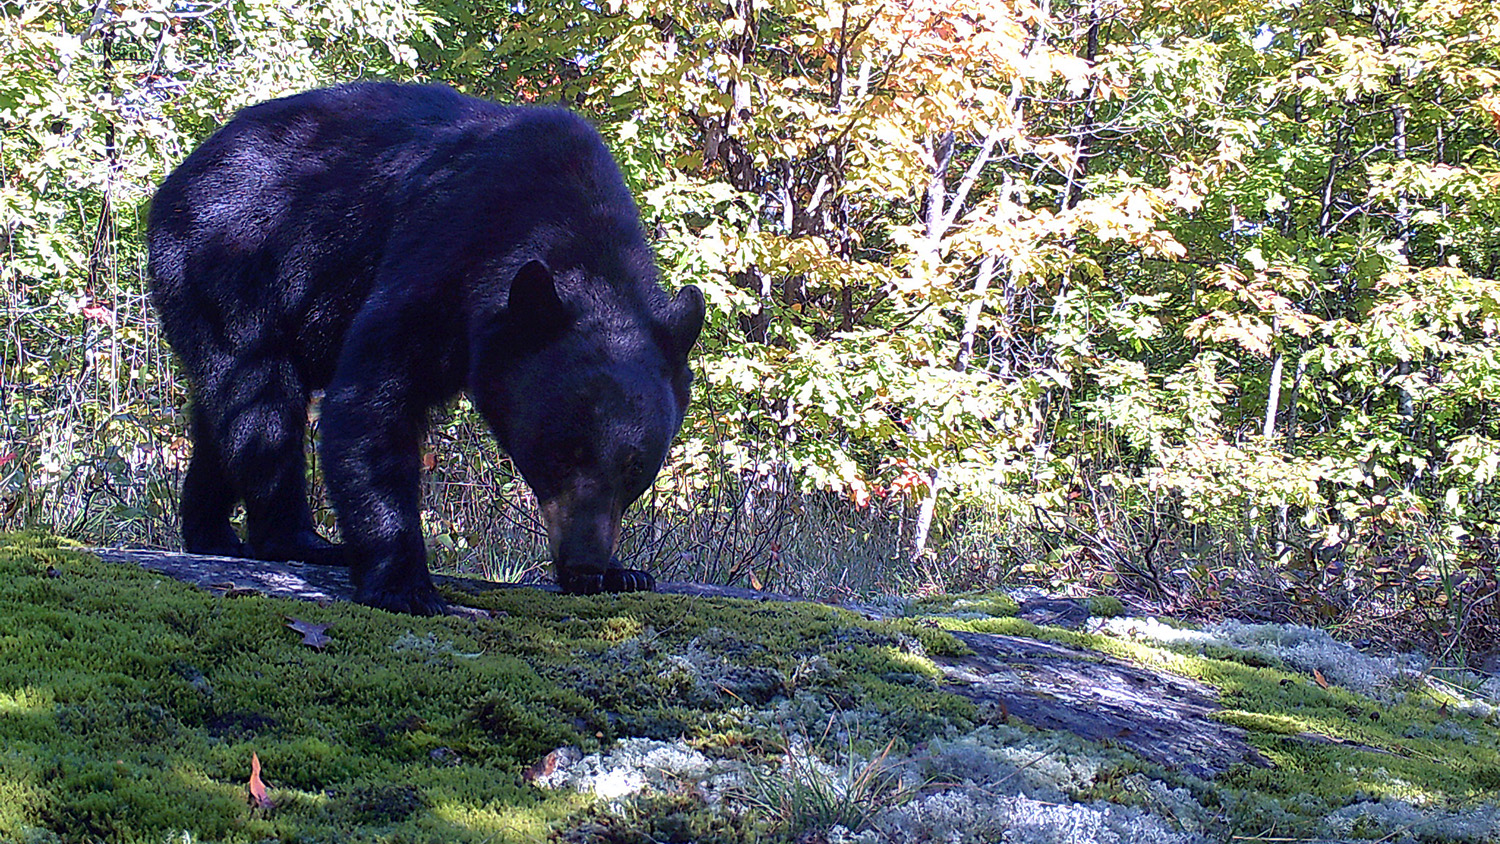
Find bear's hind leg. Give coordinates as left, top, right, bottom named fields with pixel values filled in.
left=181, top=403, right=250, bottom=558
left=211, top=354, right=344, bottom=567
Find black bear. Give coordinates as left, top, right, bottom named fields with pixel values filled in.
left=148, top=82, right=705, bottom=615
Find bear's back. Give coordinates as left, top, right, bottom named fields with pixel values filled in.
left=147, top=83, right=658, bottom=388
left=150, top=83, right=635, bottom=278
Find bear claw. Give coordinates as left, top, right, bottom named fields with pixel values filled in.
left=560, top=568, right=655, bottom=595
left=604, top=568, right=655, bottom=593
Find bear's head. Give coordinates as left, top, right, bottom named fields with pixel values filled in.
left=474, top=260, right=705, bottom=592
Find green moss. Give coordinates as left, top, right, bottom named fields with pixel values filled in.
left=937, top=615, right=1046, bottom=639
left=597, top=615, right=645, bottom=643
left=1086, top=595, right=1125, bottom=618
left=922, top=605, right=1500, bottom=841
left=9, top=530, right=1496, bottom=844
left=912, top=591, right=1020, bottom=619
left=0, top=533, right=978, bottom=843
left=1193, top=643, right=1287, bottom=670
left=1214, top=710, right=1312, bottom=735
left=561, top=790, right=765, bottom=843
left=330, top=783, right=427, bottom=824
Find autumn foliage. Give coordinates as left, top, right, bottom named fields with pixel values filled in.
left=2, top=0, right=1498, bottom=638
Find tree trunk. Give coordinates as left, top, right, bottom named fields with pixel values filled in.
left=1262, top=316, right=1283, bottom=440
left=912, top=255, right=999, bottom=561
left=1392, top=101, right=1415, bottom=420
left=1061, top=10, right=1100, bottom=214
left=957, top=255, right=997, bottom=373
left=911, top=468, right=942, bottom=562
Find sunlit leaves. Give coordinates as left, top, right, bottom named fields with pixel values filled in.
left=1186, top=265, right=1322, bottom=356
left=6, top=0, right=1500, bottom=559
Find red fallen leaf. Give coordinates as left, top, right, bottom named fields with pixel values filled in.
left=248, top=752, right=273, bottom=809
left=523, top=753, right=562, bottom=785
left=0, top=452, right=16, bottom=469
left=523, top=747, right=581, bottom=785
left=286, top=617, right=332, bottom=650
left=1313, top=668, right=1330, bottom=689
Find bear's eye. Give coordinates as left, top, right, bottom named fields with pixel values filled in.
left=622, top=450, right=644, bottom=483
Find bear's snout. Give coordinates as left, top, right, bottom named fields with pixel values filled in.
left=539, top=491, right=622, bottom=581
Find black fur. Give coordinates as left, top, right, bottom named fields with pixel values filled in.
left=148, top=82, right=705, bottom=614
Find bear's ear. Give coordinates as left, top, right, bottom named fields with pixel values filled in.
left=506, top=260, right=571, bottom=351
left=663, top=284, right=706, bottom=361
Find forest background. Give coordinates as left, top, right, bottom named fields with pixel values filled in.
left=3, top=0, right=1498, bottom=663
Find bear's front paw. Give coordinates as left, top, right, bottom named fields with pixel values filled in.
left=558, top=571, right=604, bottom=595
left=354, top=584, right=449, bottom=616
left=603, top=568, right=655, bottom=593
left=559, top=568, right=655, bottom=594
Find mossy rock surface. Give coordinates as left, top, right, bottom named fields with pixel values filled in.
left=4, top=532, right=1499, bottom=844
left=0, top=533, right=969, bottom=843
left=935, top=613, right=1500, bottom=840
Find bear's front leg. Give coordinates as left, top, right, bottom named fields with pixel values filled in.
left=321, top=368, right=448, bottom=616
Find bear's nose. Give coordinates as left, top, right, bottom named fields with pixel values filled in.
left=539, top=490, right=622, bottom=576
